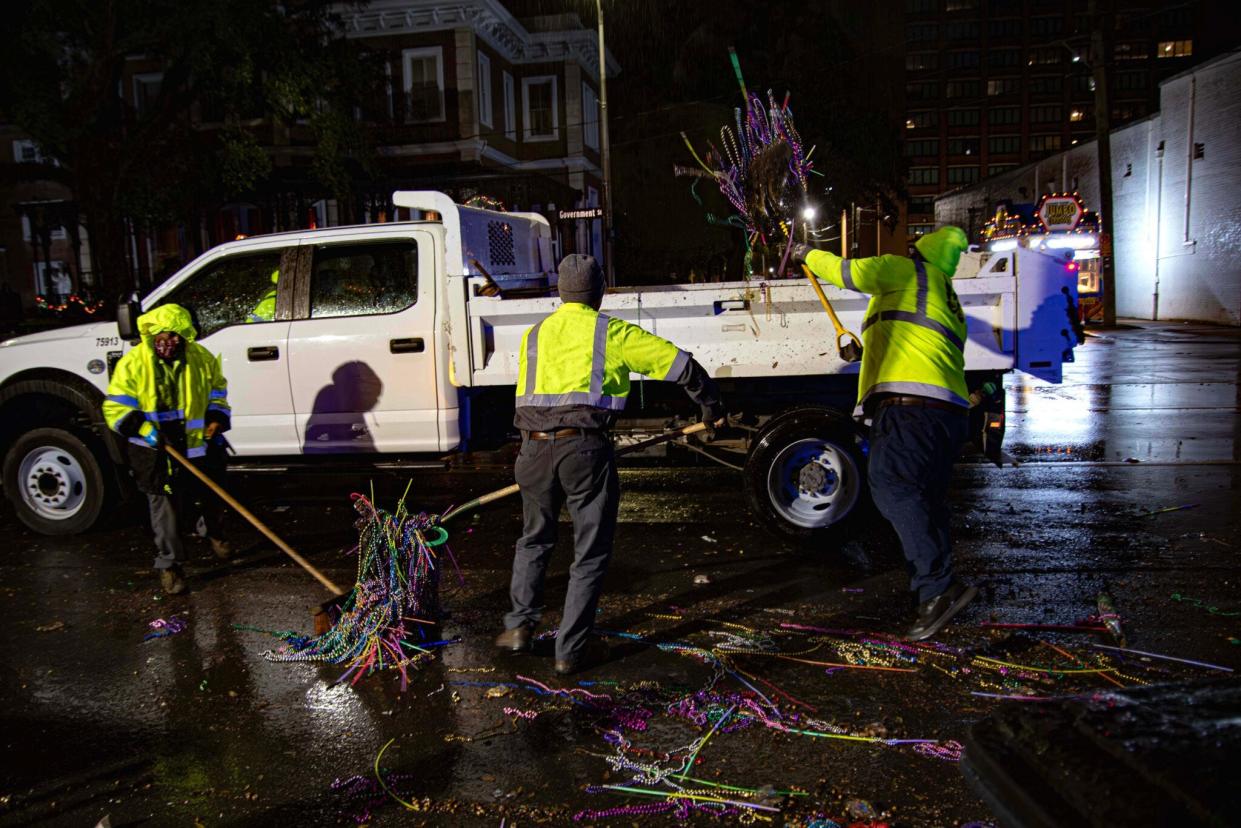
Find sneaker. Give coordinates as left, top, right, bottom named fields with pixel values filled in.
left=159, top=565, right=187, bottom=595
left=209, top=538, right=233, bottom=560
left=907, top=581, right=978, bottom=641
left=494, top=624, right=534, bottom=653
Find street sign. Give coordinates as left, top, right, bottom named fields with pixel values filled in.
left=1037, top=194, right=1085, bottom=232
left=557, top=207, right=604, bottom=221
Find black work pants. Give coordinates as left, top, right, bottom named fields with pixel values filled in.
left=148, top=446, right=227, bottom=570
left=868, top=404, right=968, bottom=603
left=505, top=432, right=619, bottom=661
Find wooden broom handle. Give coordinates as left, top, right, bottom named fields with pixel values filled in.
left=164, top=443, right=344, bottom=596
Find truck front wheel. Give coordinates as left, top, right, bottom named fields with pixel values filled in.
left=3, top=427, right=108, bottom=535
left=743, top=406, right=869, bottom=544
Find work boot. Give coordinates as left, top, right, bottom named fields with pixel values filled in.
left=554, top=638, right=608, bottom=676
left=907, top=581, right=978, bottom=641
left=495, top=623, right=534, bottom=653
left=209, top=537, right=233, bottom=560
left=160, top=564, right=187, bottom=596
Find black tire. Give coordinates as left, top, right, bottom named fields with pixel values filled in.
left=3, top=427, right=108, bottom=535
left=743, top=405, right=871, bottom=544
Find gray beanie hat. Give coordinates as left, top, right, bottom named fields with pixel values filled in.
left=558, top=254, right=604, bottom=305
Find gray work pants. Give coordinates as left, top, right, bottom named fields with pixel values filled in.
left=147, top=458, right=226, bottom=571
left=504, top=432, right=619, bottom=661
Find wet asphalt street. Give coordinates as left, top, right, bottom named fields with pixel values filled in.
left=1, top=321, right=1239, bottom=827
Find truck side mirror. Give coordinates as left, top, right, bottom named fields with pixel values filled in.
left=116, top=293, right=141, bottom=341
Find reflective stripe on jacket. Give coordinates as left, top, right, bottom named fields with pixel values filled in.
left=804, top=226, right=970, bottom=408
left=102, top=304, right=230, bottom=459
left=515, top=302, right=689, bottom=410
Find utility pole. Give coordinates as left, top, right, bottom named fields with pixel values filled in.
left=595, top=0, right=615, bottom=286
left=1090, top=0, right=1117, bottom=326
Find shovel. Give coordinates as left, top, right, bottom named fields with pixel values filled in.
left=162, top=443, right=347, bottom=632
left=802, top=263, right=863, bottom=363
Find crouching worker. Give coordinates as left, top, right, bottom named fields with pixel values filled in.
left=496, top=254, right=725, bottom=675
left=103, top=304, right=233, bottom=594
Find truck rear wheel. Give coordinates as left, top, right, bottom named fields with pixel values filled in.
left=3, top=427, right=108, bottom=535
left=743, top=406, right=869, bottom=544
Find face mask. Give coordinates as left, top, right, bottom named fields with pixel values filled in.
left=153, top=334, right=182, bottom=360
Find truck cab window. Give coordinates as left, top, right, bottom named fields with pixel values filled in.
left=161, top=251, right=284, bottom=337
left=309, top=241, right=418, bottom=319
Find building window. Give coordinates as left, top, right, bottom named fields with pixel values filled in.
left=1030, top=105, right=1062, bottom=123
left=908, top=223, right=934, bottom=237
left=1029, top=16, right=1064, bottom=36
left=904, top=139, right=939, bottom=157
left=906, top=111, right=937, bottom=129
left=947, top=166, right=980, bottom=185
left=1069, top=108, right=1088, bottom=122
left=946, top=0, right=979, bottom=10
left=1157, top=40, right=1193, bottom=58
left=909, top=196, right=936, bottom=215
left=907, top=22, right=938, bottom=42
left=1073, top=75, right=1096, bottom=93
left=906, top=52, right=939, bottom=71
left=132, top=72, right=163, bottom=118
left=947, top=108, right=980, bottom=126
left=989, top=163, right=1017, bottom=176
left=503, top=71, right=516, bottom=140
left=1028, top=76, right=1063, bottom=96
left=988, top=135, right=1021, bottom=154
left=12, top=139, right=43, bottom=163
left=1029, top=134, right=1062, bottom=153
left=909, top=167, right=940, bottom=185
left=1028, top=47, right=1061, bottom=66
left=906, top=82, right=940, bottom=101
left=989, top=19, right=1023, bottom=38
left=945, top=21, right=980, bottom=40
left=947, top=137, right=979, bottom=156
left=402, top=47, right=445, bottom=122
left=989, top=48, right=1020, bottom=68
left=1114, top=71, right=1147, bottom=91
left=477, top=51, right=493, bottom=128
left=989, top=107, right=1021, bottom=125
left=987, top=78, right=1018, bottom=96
left=1114, top=42, right=1147, bottom=61
left=946, top=80, right=980, bottom=98
left=582, top=82, right=599, bottom=151
left=947, top=50, right=980, bottom=69
left=522, top=75, right=559, bottom=141
left=905, top=0, right=938, bottom=13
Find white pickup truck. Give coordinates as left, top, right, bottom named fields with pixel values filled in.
left=0, top=191, right=1081, bottom=540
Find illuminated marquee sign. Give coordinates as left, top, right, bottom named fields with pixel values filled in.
left=1036, top=192, right=1085, bottom=232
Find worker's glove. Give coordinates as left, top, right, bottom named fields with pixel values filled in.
left=788, top=242, right=814, bottom=264
left=142, top=431, right=161, bottom=449
left=204, top=421, right=220, bottom=440
left=700, top=401, right=727, bottom=440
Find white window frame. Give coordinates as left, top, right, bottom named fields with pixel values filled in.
left=12, top=139, right=42, bottom=164
left=477, top=51, right=493, bottom=128
left=401, top=47, right=445, bottom=124
left=522, top=75, right=559, bottom=142
left=582, top=82, right=599, bottom=151
left=502, top=71, right=516, bottom=140
left=131, top=72, right=163, bottom=118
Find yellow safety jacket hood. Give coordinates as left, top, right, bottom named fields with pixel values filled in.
left=914, top=226, right=969, bottom=278
left=137, top=303, right=198, bottom=345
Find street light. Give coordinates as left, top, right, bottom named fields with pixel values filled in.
left=594, top=0, right=615, bottom=286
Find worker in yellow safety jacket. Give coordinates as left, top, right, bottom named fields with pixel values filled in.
left=102, top=304, right=233, bottom=594
left=791, top=226, right=978, bottom=640
left=246, top=269, right=278, bottom=323
left=495, top=254, right=724, bottom=674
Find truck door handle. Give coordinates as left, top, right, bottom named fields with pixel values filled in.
left=247, top=346, right=279, bottom=361
left=390, top=337, right=425, bottom=354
